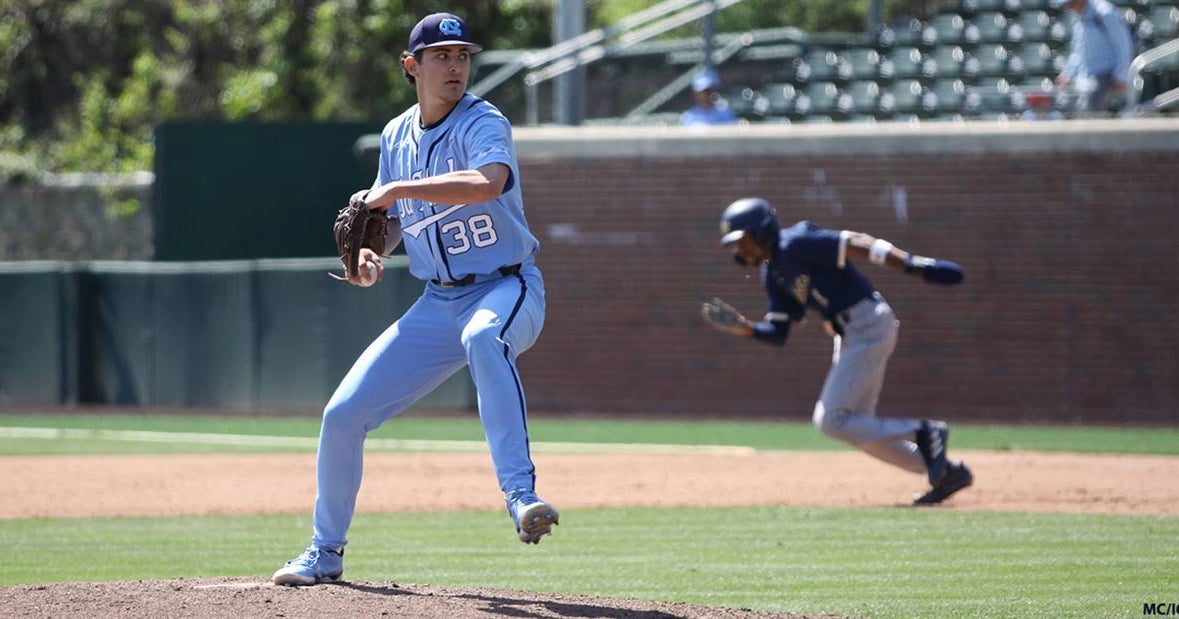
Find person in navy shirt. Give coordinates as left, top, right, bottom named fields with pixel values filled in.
left=702, top=197, right=973, bottom=505
left=680, top=69, right=738, bottom=126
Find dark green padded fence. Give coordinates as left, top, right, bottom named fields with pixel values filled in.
left=153, top=121, right=385, bottom=261
left=0, top=259, right=473, bottom=412
left=0, top=262, right=79, bottom=405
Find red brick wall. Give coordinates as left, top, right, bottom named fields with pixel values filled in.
left=511, top=123, right=1179, bottom=424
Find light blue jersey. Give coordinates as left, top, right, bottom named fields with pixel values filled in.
left=377, top=93, right=539, bottom=283
left=276, top=12, right=558, bottom=584
left=306, top=93, right=548, bottom=552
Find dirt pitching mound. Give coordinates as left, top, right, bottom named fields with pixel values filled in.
left=0, top=579, right=819, bottom=618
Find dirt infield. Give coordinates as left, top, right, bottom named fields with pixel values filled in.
left=5, top=449, right=1178, bottom=519
left=2, top=449, right=1177, bottom=618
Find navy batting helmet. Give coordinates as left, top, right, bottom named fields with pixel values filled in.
left=719, top=197, right=779, bottom=247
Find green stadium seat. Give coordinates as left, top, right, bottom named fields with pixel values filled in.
left=844, top=48, right=884, bottom=80
left=972, top=76, right=1015, bottom=113
left=798, top=81, right=844, bottom=116
left=1010, top=10, right=1054, bottom=43
left=845, top=80, right=883, bottom=115
left=1009, top=42, right=1056, bottom=77
left=800, top=48, right=853, bottom=83
left=725, top=87, right=769, bottom=120
left=961, top=0, right=1008, bottom=15
left=925, top=45, right=968, bottom=79
left=880, top=79, right=926, bottom=114
left=924, top=13, right=969, bottom=47
left=882, top=46, right=926, bottom=79
left=923, top=78, right=971, bottom=114
left=1147, top=5, right=1179, bottom=39
left=761, top=82, right=801, bottom=117
left=1019, top=75, right=1056, bottom=91
left=1017, top=0, right=1053, bottom=11
left=878, top=18, right=926, bottom=48
left=970, top=12, right=1013, bottom=44
left=968, top=43, right=1011, bottom=76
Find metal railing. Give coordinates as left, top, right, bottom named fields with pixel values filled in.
left=470, top=0, right=747, bottom=125
left=625, top=27, right=807, bottom=118
left=1124, top=37, right=1179, bottom=116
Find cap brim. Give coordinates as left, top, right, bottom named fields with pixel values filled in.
left=720, top=230, right=748, bottom=245
left=416, top=41, right=484, bottom=53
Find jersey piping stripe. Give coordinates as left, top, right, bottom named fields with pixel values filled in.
left=420, top=95, right=492, bottom=284
left=499, top=271, right=536, bottom=485
left=422, top=127, right=455, bottom=282
left=433, top=224, right=452, bottom=281
left=406, top=122, right=443, bottom=279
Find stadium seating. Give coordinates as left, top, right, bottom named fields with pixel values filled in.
left=1148, top=5, right=1179, bottom=39
left=844, top=48, right=884, bottom=80
left=1016, top=0, right=1054, bottom=12
left=924, top=13, right=969, bottom=46
left=925, top=45, right=968, bottom=79
left=969, top=43, right=1012, bottom=77
left=798, top=81, right=844, bottom=117
left=882, top=46, right=926, bottom=79
left=845, top=80, right=883, bottom=116
left=924, top=78, right=972, bottom=114
left=1009, top=10, right=1055, bottom=43
left=1009, top=42, right=1056, bottom=77
left=960, top=0, right=1018, bottom=15
left=726, top=87, right=768, bottom=120
left=970, top=11, right=1013, bottom=44
left=972, top=76, right=1014, bottom=115
left=1019, top=75, right=1056, bottom=92
left=761, top=82, right=801, bottom=117
left=799, top=48, right=853, bottom=83
left=878, top=18, right=926, bottom=47
left=700, top=0, right=1176, bottom=123
left=879, top=79, right=926, bottom=114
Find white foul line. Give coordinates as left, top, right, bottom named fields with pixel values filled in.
left=0, top=427, right=756, bottom=456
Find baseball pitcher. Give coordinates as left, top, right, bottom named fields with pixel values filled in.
left=274, top=11, right=557, bottom=587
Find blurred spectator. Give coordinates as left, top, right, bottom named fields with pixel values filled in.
left=1054, top=0, right=1134, bottom=116
left=1021, top=91, right=1065, bottom=120
left=680, top=69, right=738, bottom=126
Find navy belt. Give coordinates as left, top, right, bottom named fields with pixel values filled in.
left=828, top=309, right=852, bottom=337
left=431, top=264, right=521, bottom=288
left=828, top=291, right=882, bottom=335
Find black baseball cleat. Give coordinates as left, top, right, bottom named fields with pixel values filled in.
left=913, top=461, right=973, bottom=505
left=915, top=420, right=949, bottom=485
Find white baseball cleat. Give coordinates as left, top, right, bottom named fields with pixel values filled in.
left=272, top=545, right=344, bottom=586
left=505, top=489, right=559, bottom=544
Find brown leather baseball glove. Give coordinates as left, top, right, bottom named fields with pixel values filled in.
left=330, top=196, right=389, bottom=281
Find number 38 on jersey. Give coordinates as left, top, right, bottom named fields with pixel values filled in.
left=441, top=214, right=498, bottom=255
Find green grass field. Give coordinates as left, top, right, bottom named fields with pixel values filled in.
left=1, top=412, right=1177, bottom=618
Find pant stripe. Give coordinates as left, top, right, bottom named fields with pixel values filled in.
left=499, top=272, right=535, bottom=486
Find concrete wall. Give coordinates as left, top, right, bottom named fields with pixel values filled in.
left=0, top=173, right=153, bottom=261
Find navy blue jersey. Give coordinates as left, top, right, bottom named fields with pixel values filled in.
left=762, top=221, right=875, bottom=322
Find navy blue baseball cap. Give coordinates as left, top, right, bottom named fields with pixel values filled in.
left=409, top=13, right=483, bottom=54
